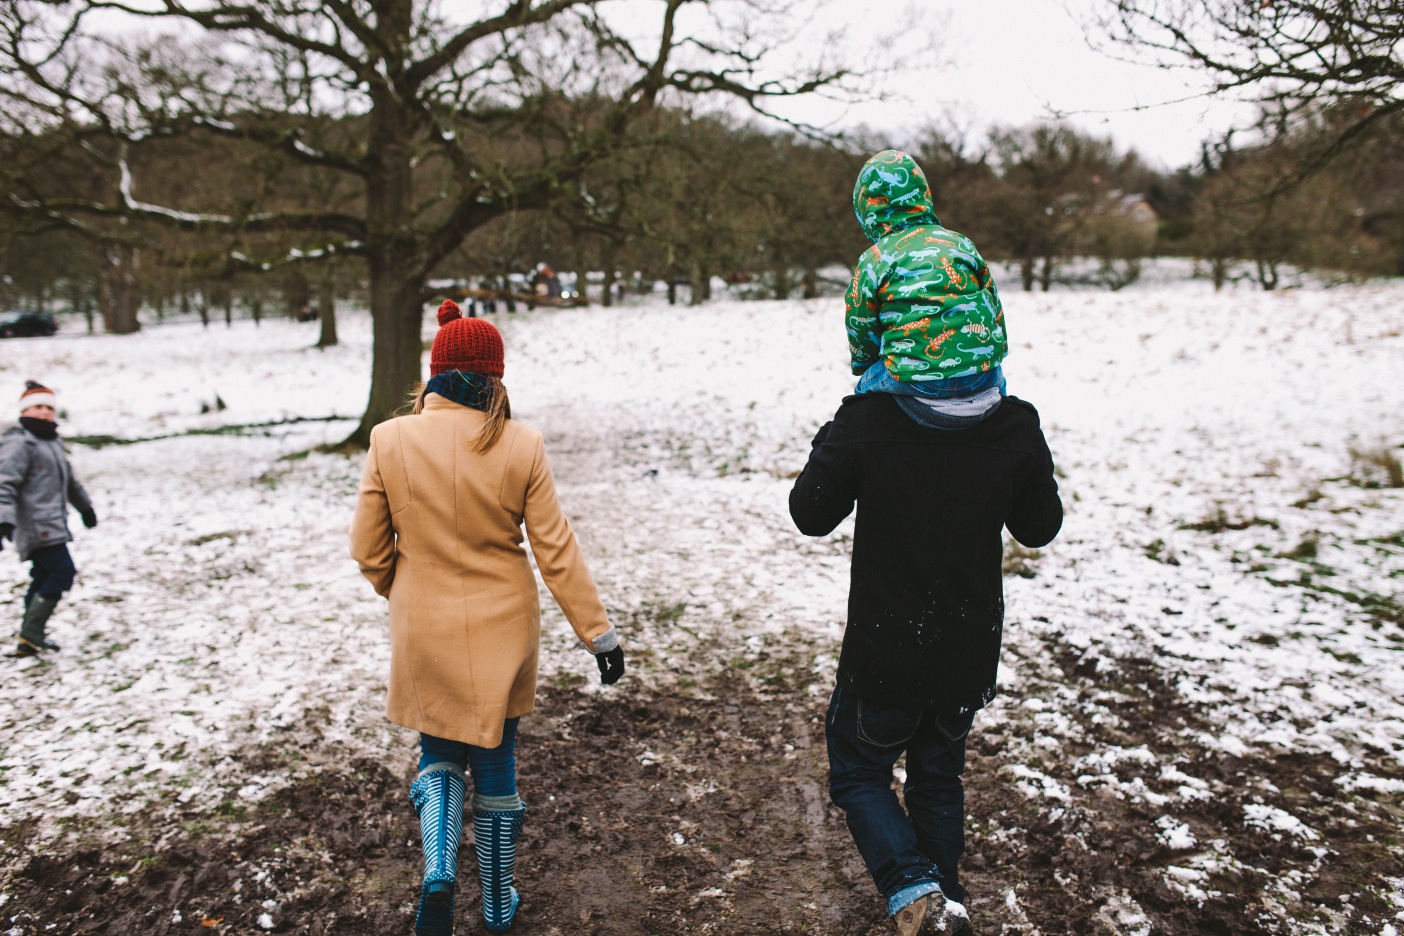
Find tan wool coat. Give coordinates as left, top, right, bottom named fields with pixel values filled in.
left=349, top=394, right=614, bottom=747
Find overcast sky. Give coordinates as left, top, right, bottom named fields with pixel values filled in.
left=604, top=0, right=1256, bottom=172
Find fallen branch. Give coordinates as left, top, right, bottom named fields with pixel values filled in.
left=67, top=415, right=354, bottom=448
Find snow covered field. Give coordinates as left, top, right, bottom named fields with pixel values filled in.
left=0, top=265, right=1401, bottom=933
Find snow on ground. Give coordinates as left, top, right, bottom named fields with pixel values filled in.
left=0, top=267, right=1401, bottom=908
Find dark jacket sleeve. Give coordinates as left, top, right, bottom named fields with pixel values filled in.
left=1005, top=425, right=1063, bottom=549
left=789, top=420, right=861, bottom=536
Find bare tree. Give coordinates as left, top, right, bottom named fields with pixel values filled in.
left=1188, top=107, right=1402, bottom=288
left=987, top=124, right=1118, bottom=291
left=0, top=0, right=864, bottom=445
left=1097, top=0, right=1403, bottom=184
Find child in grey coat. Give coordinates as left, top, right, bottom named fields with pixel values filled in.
left=0, top=381, right=98, bottom=656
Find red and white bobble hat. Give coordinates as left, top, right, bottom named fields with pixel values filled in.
left=19, top=380, right=57, bottom=415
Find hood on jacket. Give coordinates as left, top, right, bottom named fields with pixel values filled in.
left=852, top=149, right=940, bottom=243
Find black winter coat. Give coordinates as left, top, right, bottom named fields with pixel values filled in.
left=788, top=394, right=1062, bottom=712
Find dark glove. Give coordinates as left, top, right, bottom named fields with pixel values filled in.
left=80, top=509, right=98, bottom=529
left=0, top=522, right=12, bottom=549
left=810, top=422, right=832, bottom=448
left=595, top=646, right=625, bottom=686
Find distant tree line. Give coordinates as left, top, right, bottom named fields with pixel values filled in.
left=4, top=0, right=1399, bottom=443
left=6, top=103, right=1402, bottom=325
left=0, top=0, right=877, bottom=444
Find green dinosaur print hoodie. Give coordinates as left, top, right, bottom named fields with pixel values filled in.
left=845, top=150, right=1007, bottom=382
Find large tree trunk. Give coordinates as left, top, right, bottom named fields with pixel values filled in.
left=1256, top=257, right=1279, bottom=291
left=284, top=269, right=310, bottom=319
left=601, top=263, right=616, bottom=307
left=1020, top=257, right=1035, bottom=291
left=98, top=245, right=141, bottom=334
left=348, top=82, right=423, bottom=448
left=1211, top=255, right=1228, bottom=291
left=688, top=261, right=710, bottom=305
left=72, top=277, right=94, bottom=334
left=316, top=263, right=339, bottom=348
left=350, top=255, right=423, bottom=445
left=572, top=266, right=588, bottom=305
left=772, top=262, right=790, bottom=300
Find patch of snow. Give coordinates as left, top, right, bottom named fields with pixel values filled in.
left=1006, top=765, right=1071, bottom=802
left=1095, top=891, right=1151, bottom=936
left=1336, top=773, right=1404, bottom=795
left=0, top=268, right=1401, bottom=857
left=1156, top=816, right=1197, bottom=850
left=1243, top=803, right=1320, bottom=842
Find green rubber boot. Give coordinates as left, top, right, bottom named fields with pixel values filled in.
left=18, top=595, right=60, bottom=653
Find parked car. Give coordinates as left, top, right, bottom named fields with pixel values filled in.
left=0, top=311, right=58, bottom=338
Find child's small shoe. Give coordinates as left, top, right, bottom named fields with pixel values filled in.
left=9, top=639, right=39, bottom=658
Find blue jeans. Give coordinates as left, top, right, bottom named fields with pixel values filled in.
left=826, top=684, right=975, bottom=915
left=27, top=544, right=75, bottom=605
left=420, top=718, right=520, bottom=798
left=855, top=360, right=1005, bottom=398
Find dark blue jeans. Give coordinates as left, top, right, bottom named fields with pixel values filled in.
left=826, top=684, right=975, bottom=914
left=27, top=544, right=76, bottom=605
left=419, top=718, right=520, bottom=799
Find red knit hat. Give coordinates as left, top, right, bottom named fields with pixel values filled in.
left=430, top=300, right=504, bottom=377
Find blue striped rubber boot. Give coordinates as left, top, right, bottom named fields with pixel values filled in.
left=473, top=795, right=525, bottom=932
left=409, top=762, right=467, bottom=936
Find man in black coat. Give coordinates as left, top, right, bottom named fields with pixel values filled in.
left=789, top=391, right=1062, bottom=935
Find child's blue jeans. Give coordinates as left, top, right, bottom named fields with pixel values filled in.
left=855, top=360, right=1005, bottom=398
left=27, top=544, right=76, bottom=605
left=419, top=718, right=519, bottom=798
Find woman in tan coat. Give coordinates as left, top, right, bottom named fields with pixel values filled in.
left=350, top=300, right=624, bottom=936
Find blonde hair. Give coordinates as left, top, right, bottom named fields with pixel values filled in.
left=406, top=375, right=512, bottom=453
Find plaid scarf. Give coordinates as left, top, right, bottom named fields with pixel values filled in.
left=425, top=371, right=492, bottom=411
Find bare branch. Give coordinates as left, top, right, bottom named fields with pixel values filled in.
left=88, top=1, right=368, bottom=73
left=405, top=0, right=596, bottom=89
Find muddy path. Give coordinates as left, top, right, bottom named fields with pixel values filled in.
left=2, top=646, right=1401, bottom=935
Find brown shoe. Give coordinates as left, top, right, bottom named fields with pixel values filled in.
left=891, top=895, right=928, bottom=936
left=9, top=638, right=39, bottom=658
left=946, top=898, right=973, bottom=934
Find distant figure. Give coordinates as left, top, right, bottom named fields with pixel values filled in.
left=789, top=371, right=1062, bottom=932
left=479, top=280, right=498, bottom=315
left=0, top=381, right=99, bottom=657
left=350, top=301, right=625, bottom=935
left=530, top=264, right=562, bottom=299
left=845, top=150, right=1009, bottom=429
